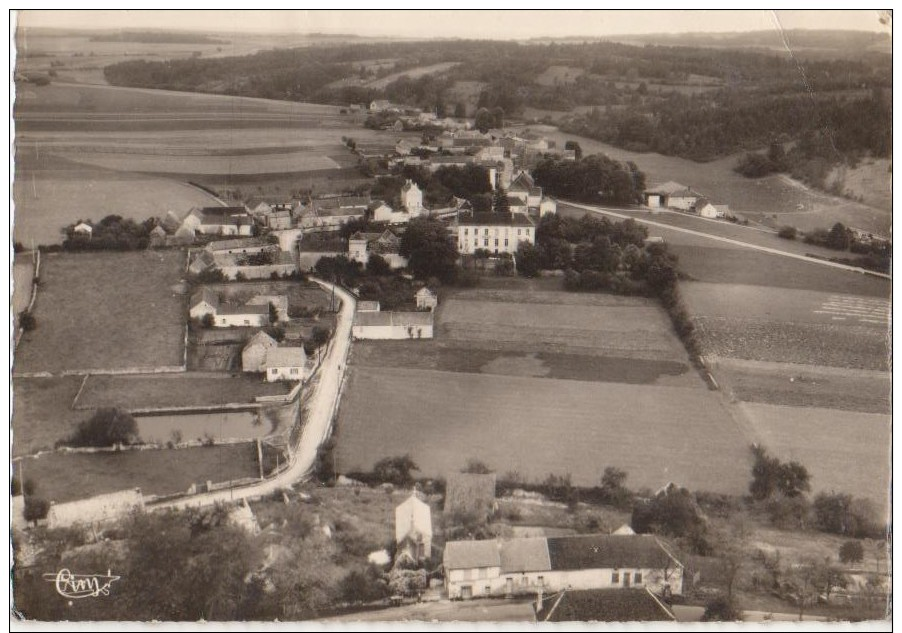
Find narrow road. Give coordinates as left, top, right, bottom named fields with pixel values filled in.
left=150, top=278, right=355, bottom=511
left=563, top=201, right=891, bottom=280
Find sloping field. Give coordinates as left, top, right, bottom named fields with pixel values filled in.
left=336, top=368, right=750, bottom=494
left=366, top=61, right=460, bottom=89
left=739, top=402, right=890, bottom=512
left=14, top=251, right=187, bottom=373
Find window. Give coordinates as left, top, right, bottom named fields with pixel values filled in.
left=477, top=568, right=487, bottom=580
left=634, top=572, right=643, bottom=584
left=464, top=228, right=469, bottom=236
left=521, top=576, right=528, bottom=587
left=517, top=229, right=522, bottom=236
left=611, top=571, right=620, bottom=584
left=484, top=228, right=489, bottom=236
left=484, top=239, right=489, bottom=247
left=494, top=238, right=499, bottom=247
left=484, top=585, right=491, bottom=595
left=537, top=576, right=544, bottom=587
left=244, top=320, right=250, bottom=326
left=290, top=368, right=299, bottom=375
left=270, top=369, right=277, bottom=374
left=474, top=238, right=478, bottom=247
left=504, top=239, right=509, bottom=247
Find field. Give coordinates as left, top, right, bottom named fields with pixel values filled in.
left=738, top=402, right=890, bottom=512
left=12, top=257, right=34, bottom=314
left=336, top=367, right=750, bottom=494
left=365, top=61, right=460, bottom=89
left=14, top=251, right=187, bottom=373
left=75, top=372, right=291, bottom=410
left=12, top=376, right=91, bottom=456
left=12, top=442, right=260, bottom=504
left=827, top=157, right=892, bottom=213
left=530, top=126, right=891, bottom=236
left=534, top=65, right=585, bottom=86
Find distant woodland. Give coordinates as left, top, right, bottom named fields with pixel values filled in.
left=103, top=33, right=891, bottom=174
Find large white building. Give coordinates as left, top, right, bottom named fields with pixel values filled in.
left=400, top=180, right=424, bottom=214
left=395, top=493, right=433, bottom=565
left=457, top=212, right=536, bottom=256
left=443, top=534, right=684, bottom=601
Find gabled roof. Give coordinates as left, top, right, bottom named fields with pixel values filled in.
left=443, top=540, right=501, bottom=570
left=315, top=196, right=370, bottom=210
left=207, top=237, right=272, bottom=251
left=458, top=212, right=535, bottom=227
left=264, top=346, right=308, bottom=368
left=546, top=534, right=681, bottom=571
left=190, top=288, right=219, bottom=309
left=217, top=303, right=269, bottom=316
left=401, top=180, right=421, bottom=193
left=695, top=197, right=711, bottom=208
left=538, top=589, right=676, bottom=622
left=507, top=195, right=528, bottom=206
left=500, top=537, right=550, bottom=573
left=509, top=171, right=536, bottom=191
left=244, top=330, right=278, bottom=351
left=645, top=181, right=689, bottom=196
left=415, top=287, right=435, bottom=298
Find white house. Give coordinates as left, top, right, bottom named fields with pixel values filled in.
left=215, top=303, right=269, bottom=328
left=348, top=230, right=407, bottom=269
left=352, top=311, right=434, bottom=340
left=415, top=287, right=438, bottom=311
left=457, top=212, right=536, bottom=256
left=189, top=288, right=219, bottom=320
left=263, top=346, right=308, bottom=382
left=695, top=198, right=718, bottom=218
left=369, top=200, right=410, bottom=225
left=443, top=534, right=684, bottom=601
left=242, top=330, right=278, bottom=372
left=182, top=207, right=255, bottom=236
left=73, top=222, right=93, bottom=236
left=400, top=180, right=424, bottom=214
left=643, top=182, right=702, bottom=211
left=395, top=493, right=433, bottom=565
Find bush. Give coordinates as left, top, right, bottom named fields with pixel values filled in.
left=777, top=226, right=797, bottom=240
left=839, top=540, right=865, bottom=563
left=19, top=311, right=36, bottom=331
left=813, top=492, right=882, bottom=538
left=65, top=408, right=140, bottom=447
left=24, top=496, right=50, bottom=525
left=201, top=313, right=215, bottom=328
left=702, top=596, right=742, bottom=621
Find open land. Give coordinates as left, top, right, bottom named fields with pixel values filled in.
left=14, top=250, right=188, bottom=373
left=336, top=367, right=750, bottom=494
left=12, top=442, right=260, bottom=504
left=75, top=373, right=291, bottom=411
left=12, top=376, right=91, bottom=456
left=738, top=402, right=890, bottom=512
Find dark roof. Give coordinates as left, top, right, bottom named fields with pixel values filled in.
left=509, top=172, right=536, bottom=190
left=444, top=472, right=496, bottom=515
left=217, top=303, right=270, bottom=316
left=190, top=288, right=219, bottom=309
left=443, top=540, right=500, bottom=570
left=538, top=589, right=676, bottom=622
left=500, top=537, right=550, bottom=573
left=200, top=206, right=247, bottom=214
left=546, top=535, right=679, bottom=571
left=458, top=212, right=534, bottom=227
left=314, top=196, right=370, bottom=210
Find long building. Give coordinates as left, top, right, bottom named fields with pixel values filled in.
left=457, top=212, right=535, bottom=256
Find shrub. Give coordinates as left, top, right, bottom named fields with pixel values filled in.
left=65, top=408, right=139, bottom=447
left=24, top=496, right=50, bottom=525
left=839, top=540, right=865, bottom=563
left=702, top=596, right=742, bottom=621
left=777, top=226, right=797, bottom=240
left=19, top=311, right=36, bottom=331
left=201, top=313, right=215, bottom=328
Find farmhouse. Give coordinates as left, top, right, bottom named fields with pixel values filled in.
left=182, top=207, right=255, bottom=236
left=394, top=493, right=433, bottom=565
left=73, top=222, right=93, bottom=236
left=415, top=287, right=438, bottom=311
left=352, top=311, right=434, bottom=340
left=443, top=534, right=684, bottom=600
left=301, top=196, right=369, bottom=230
left=348, top=230, right=407, bottom=269
left=246, top=294, right=289, bottom=322
left=457, top=212, right=536, bottom=255
left=47, top=488, right=145, bottom=530
left=189, top=287, right=219, bottom=320
left=369, top=99, right=393, bottom=112
left=643, top=182, right=702, bottom=211
left=215, top=303, right=269, bottom=328
left=444, top=472, right=496, bottom=522
left=369, top=200, right=411, bottom=225
left=205, top=237, right=278, bottom=255
left=263, top=346, right=308, bottom=382
left=535, top=588, right=676, bottom=622
left=400, top=180, right=424, bottom=214
left=241, top=330, right=278, bottom=372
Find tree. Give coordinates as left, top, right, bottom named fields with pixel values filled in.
left=474, top=107, right=494, bottom=133
left=268, top=302, right=279, bottom=325
left=470, top=193, right=493, bottom=214
left=812, top=492, right=881, bottom=538
left=65, top=408, right=139, bottom=447
left=599, top=466, right=633, bottom=509
left=632, top=487, right=708, bottom=552
left=386, top=568, right=427, bottom=597
left=454, top=102, right=467, bottom=119
left=462, top=459, right=492, bottom=474
left=366, top=253, right=391, bottom=276
left=702, top=596, right=741, bottom=621
left=372, top=455, right=419, bottom=487
left=201, top=313, right=215, bottom=328
left=311, top=326, right=331, bottom=349
left=564, top=140, right=583, bottom=160
left=338, top=567, right=388, bottom=604
left=399, top=217, right=459, bottom=283
left=19, top=311, right=36, bottom=331
left=516, top=242, right=543, bottom=278
left=839, top=540, right=865, bottom=563
left=492, top=186, right=510, bottom=214
left=23, top=496, right=50, bottom=526
left=826, top=222, right=851, bottom=250
left=778, top=225, right=798, bottom=240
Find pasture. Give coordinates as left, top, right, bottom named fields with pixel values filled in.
left=14, top=251, right=187, bottom=373
left=366, top=61, right=461, bottom=89
left=336, top=367, right=750, bottom=495
left=12, top=442, right=260, bottom=504
left=12, top=376, right=90, bottom=456
left=739, top=402, right=890, bottom=512
left=75, top=372, right=291, bottom=411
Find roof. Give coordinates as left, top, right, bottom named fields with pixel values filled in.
left=150, top=225, right=167, bottom=237
left=244, top=330, right=278, bottom=350
left=695, top=197, right=711, bottom=208
left=264, top=346, right=308, bottom=368
left=395, top=494, right=433, bottom=542
left=217, top=303, right=270, bottom=316
left=401, top=180, right=421, bottom=193
left=315, top=196, right=370, bottom=210
left=538, top=589, right=676, bottom=622
left=507, top=195, right=527, bottom=206
left=356, top=301, right=381, bottom=312
left=645, top=181, right=689, bottom=195
left=444, top=472, right=496, bottom=515
left=190, top=288, right=219, bottom=309
left=430, top=156, right=472, bottom=165
left=354, top=311, right=434, bottom=327
left=415, top=287, right=435, bottom=298
left=500, top=537, right=551, bottom=573
left=207, top=237, right=271, bottom=251
left=510, top=171, right=536, bottom=190
left=458, top=212, right=535, bottom=227
left=443, top=540, right=501, bottom=570
left=546, top=535, right=680, bottom=571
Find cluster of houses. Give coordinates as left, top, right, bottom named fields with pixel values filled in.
left=643, top=181, right=731, bottom=219
left=351, top=287, right=437, bottom=340
left=189, top=288, right=307, bottom=382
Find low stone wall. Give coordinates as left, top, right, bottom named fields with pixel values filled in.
left=219, top=263, right=299, bottom=280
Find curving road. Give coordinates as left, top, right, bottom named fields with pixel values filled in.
left=150, top=278, right=355, bottom=511
left=563, top=201, right=891, bottom=280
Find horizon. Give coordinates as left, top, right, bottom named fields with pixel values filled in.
left=15, top=9, right=891, bottom=40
